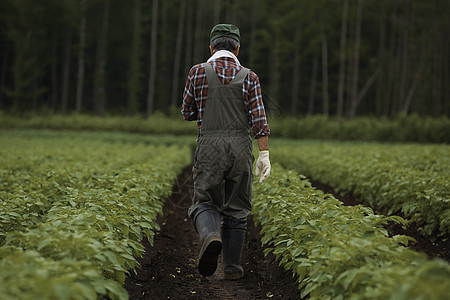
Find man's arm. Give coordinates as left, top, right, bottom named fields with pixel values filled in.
left=257, top=135, right=268, bottom=151
left=181, top=67, right=199, bottom=121
left=245, top=72, right=270, bottom=139
left=246, top=71, right=271, bottom=183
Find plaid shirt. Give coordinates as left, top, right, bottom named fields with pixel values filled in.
left=181, top=57, right=270, bottom=139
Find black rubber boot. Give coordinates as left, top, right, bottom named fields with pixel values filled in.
left=221, top=216, right=246, bottom=280
left=194, top=209, right=222, bottom=277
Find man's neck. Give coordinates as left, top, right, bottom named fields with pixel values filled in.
left=207, top=50, right=241, bottom=65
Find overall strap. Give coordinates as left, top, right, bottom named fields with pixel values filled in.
left=203, top=63, right=250, bottom=87
left=200, top=62, right=250, bottom=136
left=230, top=67, right=250, bottom=85
left=203, top=63, right=222, bottom=88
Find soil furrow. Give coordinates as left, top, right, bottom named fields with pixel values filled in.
left=125, top=166, right=301, bottom=299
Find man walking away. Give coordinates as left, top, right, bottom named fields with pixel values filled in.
left=181, top=24, right=271, bottom=280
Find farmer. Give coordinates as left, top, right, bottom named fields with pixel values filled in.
left=181, top=24, right=271, bottom=280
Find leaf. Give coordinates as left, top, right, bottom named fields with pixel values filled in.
left=37, top=239, right=54, bottom=251
left=336, top=269, right=358, bottom=290
left=301, top=281, right=317, bottom=298
left=103, top=280, right=129, bottom=300
left=388, top=215, right=407, bottom=226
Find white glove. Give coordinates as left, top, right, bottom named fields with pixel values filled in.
left=255, top=151, right=271, bottom=183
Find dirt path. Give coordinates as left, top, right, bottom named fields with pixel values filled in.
left=125, top=166, right=301, bottom=300
left=125, top=166, right=449, bottom=299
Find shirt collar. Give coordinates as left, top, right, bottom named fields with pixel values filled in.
left=207, top=50, right=241, bottom=66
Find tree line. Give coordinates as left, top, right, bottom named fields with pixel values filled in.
left=0, top=0, right=448, bottom=118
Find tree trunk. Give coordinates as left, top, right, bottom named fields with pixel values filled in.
left=159, top=0, right=170, bottom=113
left=75, top=0, right=87, bottom=114
left=11, top=31, right=40, bottom=111
left=214, top=0, right=221, bottom=25
left=184, top=0, right=194, bottom=71
left=290, top=26, right=301, bottom=114
left=375, top=11, right=386, bottom=117
left=336, top=0, right=349, bottom=118
left=61, top=32, right=72, bottom=114
left=0, top=41, right=9, bottom=109
left=94, top=0, right=110, bottom=116
left=128, top=0, right=142, bottom=114
left=321, top=33, right=329, bottom=116
left=51, top=37, right=58, bottom=112
left=193, top=0, right=205, bottom=63
left=345, top=6, right=354, bottom=118
left=249, top=0, right=258, bottom=68
left=32, top=82, right=38, bottom=111
left=226, top=0, right=237, bottom=24
left=268, top=38, right=280, bottom=102
left=348, top=0, right=362, bottom=119
left=391, top=11, right=403, bottom=116
left=399, top=0, right=410, bottom=112
left=432, top=35, right=443, bottom=117
left=146, top=0, right=159, bottom=118
left=444, top=26, right=450, bottom=116
left=308, top=56, right=318, bottom=115
left=170, top=0, right=186, bottom=108
left=385, top=10, right=397, bottom=117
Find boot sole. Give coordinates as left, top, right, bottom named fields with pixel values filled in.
left=224, top=266, right=244, bottom=280
left=224, top=273, right=244, bottom=280
left=198, top=238, right=222, bottom=276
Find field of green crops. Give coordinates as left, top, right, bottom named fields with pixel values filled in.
left=1, top=128, right=449, bottom=299
left=269, top=139, right=450, bottom=237
left=253, top=165, right=450, bottom=299
left=0, top=130, right=192, bottom=299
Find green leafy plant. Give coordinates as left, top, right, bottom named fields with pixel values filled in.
left=0, top=129, right=192, bottom=299
left=252, top=164, right=450, bottom=299
left=269, top=140, right=450, bottom=236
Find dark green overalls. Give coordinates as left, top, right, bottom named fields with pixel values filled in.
left=188, top=63, right=254, bottom=221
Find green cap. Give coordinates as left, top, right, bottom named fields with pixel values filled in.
left=209, top=24, right=240, bottom=44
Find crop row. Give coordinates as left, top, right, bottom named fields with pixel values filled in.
left=0, top=130, right=191, bottom=299
left=269, top=140, right=450, bottom=236
left=252, top=165, right=450, bottom=299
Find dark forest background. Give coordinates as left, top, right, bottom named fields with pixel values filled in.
left=0, top=0, right=448, bottom=118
